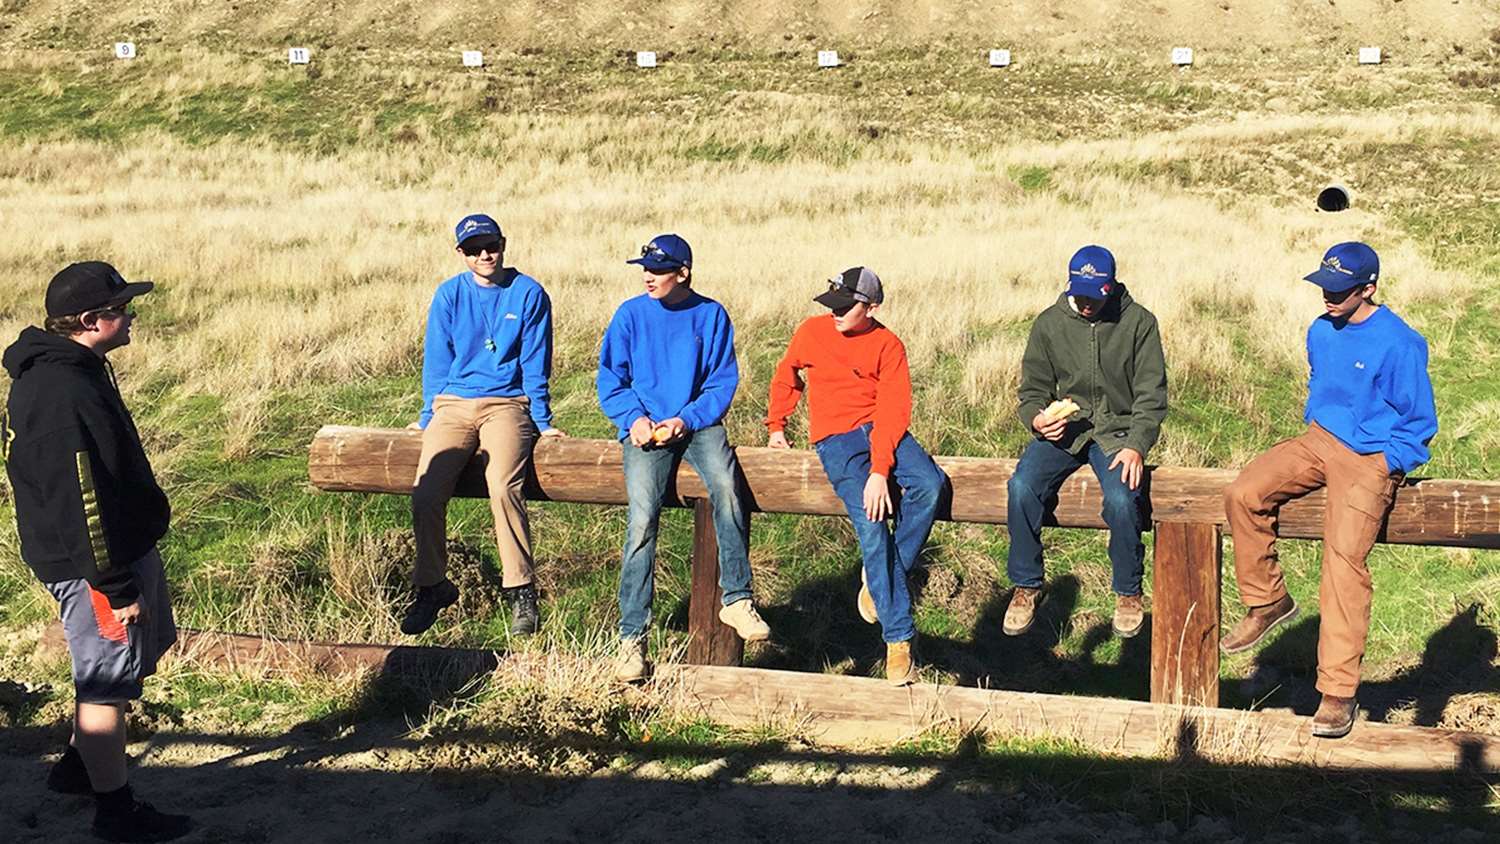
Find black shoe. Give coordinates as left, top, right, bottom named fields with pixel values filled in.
left=47, top=745, right=92, bottom=795
left=400, top=579, right=459, bottom=635
left=507, top=583, right=540, bottom=636
left=93, top=793, right=192, bottom=843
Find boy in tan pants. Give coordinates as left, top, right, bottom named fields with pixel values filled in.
left=1221, top=242, right=1437, bottom=739
left=402, top=214, right=565, bottom=636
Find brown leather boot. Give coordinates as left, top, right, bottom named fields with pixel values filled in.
left=1220, top=593, right=1298, bottom=654
left=1003, top=586, right=1042, bottom=636
left=1311, top=694, right=1358, bottom=738
left=885, top=640, right=916, bottom=686
left=1112, top=593, right=1146, bottom=638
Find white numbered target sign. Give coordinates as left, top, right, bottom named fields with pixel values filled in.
left=288, top=47, right=311, bottom=65
left=114, top=42, right=136, bottom=60
left=817, top=50, right=841, bottom=68
left=636, top=51, right=657, bottom=68
left=462, top=50, right=484, bottom=67
left=988, top=49, right=1011, bottom=67
left=1358, top=47, right=1382, bottom=65
left=1171, top=47, right=1194, bottom=66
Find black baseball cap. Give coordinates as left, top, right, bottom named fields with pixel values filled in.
left=814, top=266, right=884, bottom=311
left=45, top=262, right=154, bottom=317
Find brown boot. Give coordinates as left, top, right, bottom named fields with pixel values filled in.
left=885, top=640, right=916, bottom=686
left=1112, top=593, right=1146, bottom=638
left=1311, top=694, right=1358, bottom=739
left=1003, top=586, right=1041, bottom=636
left=1220, top=593, right=1298, bottom=654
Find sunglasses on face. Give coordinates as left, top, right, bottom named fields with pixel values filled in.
left=89, top=303, right=135, bottom=320
left=831, top=302, right=858, bottom=317
left=1323, top=283, right=1366, bottom=303
left=460, top=239, right=503, bottom=257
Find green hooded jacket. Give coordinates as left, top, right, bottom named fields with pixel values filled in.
left=1016, top=286, right=1168, bottom=458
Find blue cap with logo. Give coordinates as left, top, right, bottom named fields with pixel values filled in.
left=1303, top=242, right=1379, bottom=291
left=1066, top=245, right=1117, bottom=300
left=626, top=234, right=692, bottom=271
left=454, top=213, right=503, bottom=245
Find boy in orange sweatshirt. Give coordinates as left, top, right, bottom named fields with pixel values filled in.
left=766, top=267, right=947, bottom=685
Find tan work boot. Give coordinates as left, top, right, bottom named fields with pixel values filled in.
left=1113, top=593, right=1146, bottom=639
left=857, top=569, right=878, bottom=625
left=885, top=640, right=917, bottom=686
left=614, top=637, right=649, bottom=683
left=1310, top=694, right=1358, bottom=739
left=1003, top=586, right=1042, bottom=636
left=718, top=599, right=771, bottom=642
left=1221, top=593, right=1298, bottom=654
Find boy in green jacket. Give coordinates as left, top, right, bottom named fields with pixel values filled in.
left=1004, top=245, right=1168, bottom=639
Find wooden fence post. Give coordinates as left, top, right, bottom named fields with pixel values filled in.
left=1150, top=520, right=1221, bottom=707
left=685, top=497, right=744, bottom=666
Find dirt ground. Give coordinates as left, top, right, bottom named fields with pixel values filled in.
left=3, top=717, right=1497, bottom=844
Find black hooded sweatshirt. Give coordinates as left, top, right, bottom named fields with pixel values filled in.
left=2, top=327, right=169, bottom=607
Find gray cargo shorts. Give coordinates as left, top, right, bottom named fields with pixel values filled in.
left=45, top=547, right=177, bottom=704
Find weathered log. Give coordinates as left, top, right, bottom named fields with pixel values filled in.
left=48, top=623, right=1494, bottom=774
left=1151, top=521, right=1222, bottom=707
left=308, top=426, right=1500, bottom=548
left=685, top=497, right=745, bottom=666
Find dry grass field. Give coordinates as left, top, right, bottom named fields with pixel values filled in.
left=2, top=1, right=1500, bottom=836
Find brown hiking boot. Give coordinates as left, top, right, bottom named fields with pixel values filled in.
left=857, top=569, right=878, bottom=625
left=1311, top=694, right=1358, bottom=739
left=886, top=640, right=916, bottom=686
left=1113, top=593, right=1146, bottom=638
left=614, top=638, right=649, bottom=684
left=1221, top=593, right=1298, bottom=654
left=1003, top=586, right=1041, bottom=636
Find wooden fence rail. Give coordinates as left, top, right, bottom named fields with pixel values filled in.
left=308, top=425, right=1500, bottom=706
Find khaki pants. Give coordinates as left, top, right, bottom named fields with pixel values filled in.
left=1224, top=423, right=1400, bottom=697
left=412, top=395, right=538, bottom=589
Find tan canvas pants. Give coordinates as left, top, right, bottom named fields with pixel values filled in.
left=1224, top=422, right=1400, bottom=697
left=412, top=395, right=538, bottom=589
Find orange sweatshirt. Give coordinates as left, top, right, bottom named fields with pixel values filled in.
left=766, top=315, right=913, bottom=475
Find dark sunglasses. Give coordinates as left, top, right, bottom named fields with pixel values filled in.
left=831, top=302, right=858, bottom=317
left=460, top=238, right=504, bottom=257
left=1323, top=283, right=1368, bottom=303
left=89, top=303, right=135, bottom=320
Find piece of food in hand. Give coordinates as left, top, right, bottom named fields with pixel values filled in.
left=652, top=425, right=674, bottom=443
left=1043, top=398, right=1080, bottom=421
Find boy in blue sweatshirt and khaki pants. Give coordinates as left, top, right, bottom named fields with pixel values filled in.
left=597, top=234, right=770, bottom=681
left=403, top=214, right=565, bottom=637
left=1222, top=242, right=1438, bottom=739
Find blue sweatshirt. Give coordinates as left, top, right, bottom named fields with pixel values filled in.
left=420, top=269, right=554, bottom=429
left=1304, top=306, right=1437, bottom=474
left=596, top=291, right=739, bottom=441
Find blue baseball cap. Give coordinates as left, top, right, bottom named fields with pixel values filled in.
left=1066, top=245, right=1117, bottom=299
left=626, top=234, right=692, bottom=271
left=1304, top=242, right=1379, bottom=291
left=454, top=213, right=503, bottom=245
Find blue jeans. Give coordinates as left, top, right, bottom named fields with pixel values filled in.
left=618, top=425, right=752, bottom=640
left=815, top=424, right=947, bottom=644
left=1006, top=438, right=1145, bottom=596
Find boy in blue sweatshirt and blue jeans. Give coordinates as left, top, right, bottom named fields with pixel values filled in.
left=403, top=214, right=565, bottom=637
left=597, top=234, right=770, bottom=681
left=1222, top=242, right=1437, bottom=739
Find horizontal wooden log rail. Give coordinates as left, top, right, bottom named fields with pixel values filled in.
left=308, top=425, right=1500, bottom=709
left=309, top=426, right=1500, bottom=548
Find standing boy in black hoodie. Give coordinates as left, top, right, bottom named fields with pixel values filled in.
left=2, top=262, right=192, bottom=842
